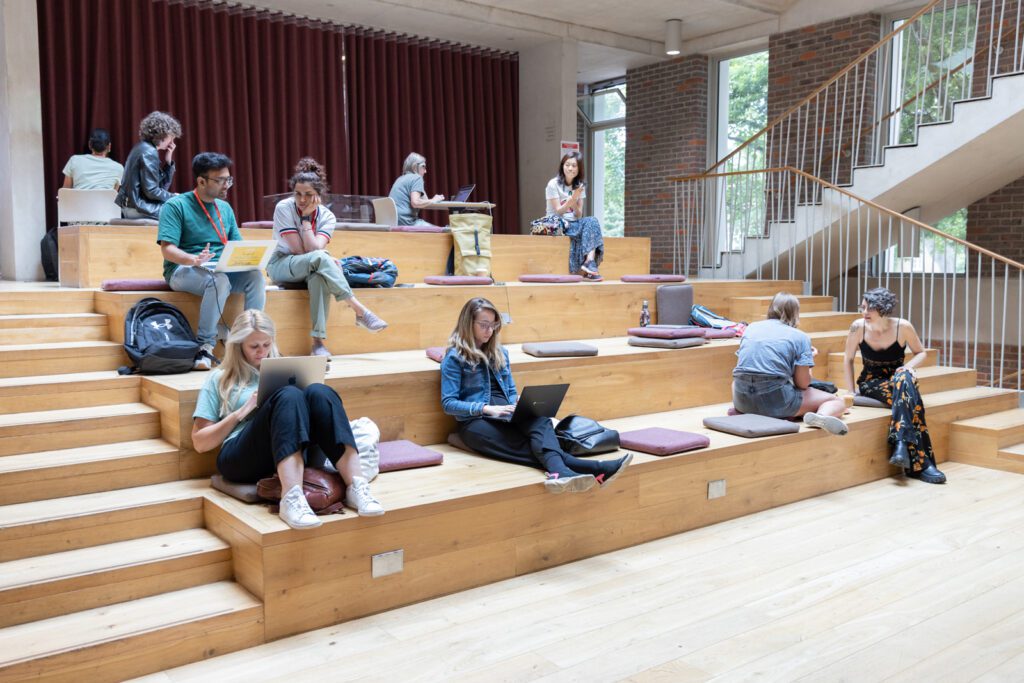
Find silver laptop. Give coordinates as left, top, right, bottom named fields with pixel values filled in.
left=256, top=356, right=328, bottom=406
left=450, top=184, right=476, bottom=202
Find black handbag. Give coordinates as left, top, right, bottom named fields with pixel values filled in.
left=554, top=414, right=620, bottom=455
left=809, top=379, right=838, bottom=394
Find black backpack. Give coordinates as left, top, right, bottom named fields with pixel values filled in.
left=40, top=229, right=59, bottom=281
left=339, top=255, right=398, bottom=288
left=119, top=298, right=203, bottom=375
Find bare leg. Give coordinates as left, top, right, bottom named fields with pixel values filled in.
left=276, top=451, right=305, bottom=492
left=796, top=387, right=846, bottom=417
left=344, top=297, right=368, bottom=317
left=334, top=444, right=362, bottom=485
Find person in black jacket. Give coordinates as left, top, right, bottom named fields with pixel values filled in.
left=115, top=111, right=182, bottom=219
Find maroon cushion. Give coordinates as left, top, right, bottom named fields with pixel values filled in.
left=378, top=440, right=444, bottom=472
left=241, top=221, right=274, bottom=229
left=621, top=274, right=686, bottom=283
left=619, top=428, right=710, bottom=456
left=101, top=279, right=171, bottom=291
left=704, top=328, right=738, bottom=339
left=627, top=326, right=706, bottom=339
left=390, top=225, right=445, bottom=233
left=426, top=346, right=446, bottom=363
left=424, top=275, right=492, bottom=285
left=518, top=274, right=584, bottom=283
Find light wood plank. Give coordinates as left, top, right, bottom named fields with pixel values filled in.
left=0, top=372, right=140, bottom=413
left=0, top=403, right=161, bottom=457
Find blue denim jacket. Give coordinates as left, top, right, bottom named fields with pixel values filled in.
left=440, top=346, right=519, bottom=421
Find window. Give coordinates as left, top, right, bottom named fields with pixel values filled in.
left=578, top=84, right=626, bottom=237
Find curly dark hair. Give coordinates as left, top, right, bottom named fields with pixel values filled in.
left=862, top=287, right=897, bottom=316
left=289, top=157, right=328, bottom=195
left=138, top=111, right=182, bottom=145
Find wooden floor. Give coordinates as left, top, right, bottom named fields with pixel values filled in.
left=135, top=462, right=1024, bottom=683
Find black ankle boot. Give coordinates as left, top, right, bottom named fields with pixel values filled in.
left=889, top=440, right=911, bottom=468
left=907, top=460, right=946, bottom=485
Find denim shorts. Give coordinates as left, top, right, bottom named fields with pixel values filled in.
left=732, top=372, right=803, bottom=418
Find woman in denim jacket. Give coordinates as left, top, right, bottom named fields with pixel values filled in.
left=440, top=297, right=631, bottom=493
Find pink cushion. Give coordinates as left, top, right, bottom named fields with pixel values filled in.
left=621, top=274, right=686, bottom=283
left=704, top=328, right=739, bottom=339
left=424, top=275, right=492, bottom=285
left=518, top=274, right=584, bottom=283
left=241, top=221, right=274, bottom=229
left=101, top=279, right=171, bottom=291
left=619, top=428, right=709, bottom=456
left=390, top=225, right=446, bottom=233
left=378, top=440, right=444, bottom=472
left=426, top=346, right=446, bottom=363
left=627, top=326, right=706, bottom=339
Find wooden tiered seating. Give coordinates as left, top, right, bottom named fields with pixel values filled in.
left=0, top=271, right=1010, bottom=680
left=949, top=408, right=1024, bottom=475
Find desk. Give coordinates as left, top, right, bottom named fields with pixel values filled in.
left=424, top=200, right=495, bottom=216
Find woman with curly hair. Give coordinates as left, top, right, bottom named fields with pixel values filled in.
left=116, top=111, right=182, bottom=219
left=842, top=287, right=945, bottom=484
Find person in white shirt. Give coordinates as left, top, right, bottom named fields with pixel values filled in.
left=545, top=151, right=605, bottom=280
left=267, top=157, right=388, bottom=357
left=61, top=128, right=124, bottom=190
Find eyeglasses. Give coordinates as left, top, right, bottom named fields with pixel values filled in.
left=203, top=175, right=234, bottom=187
left=474, top=320, right=500, bottom=331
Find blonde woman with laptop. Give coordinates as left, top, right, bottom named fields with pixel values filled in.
left=192, top=310, right=384, bottom=529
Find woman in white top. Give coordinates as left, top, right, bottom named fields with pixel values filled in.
left=267, top=158, right=387, bottom=357
left=545, top=152, right=605, bottom=280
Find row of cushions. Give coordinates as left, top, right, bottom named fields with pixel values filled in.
left=450, top=427, right=709, bottom=457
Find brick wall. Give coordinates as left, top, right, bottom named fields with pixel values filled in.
left=967, top=176, right=1024, bottom=270
left=624, top=55, right=708, bottom=274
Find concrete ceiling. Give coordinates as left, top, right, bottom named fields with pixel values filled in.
left=237, top=0, right=911, bottom=83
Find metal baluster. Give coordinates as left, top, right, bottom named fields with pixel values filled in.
left=928, top=231, right=937, bottom=346
left=908, top=224, right=915, bottom=329
left=942, top=0, right=954, bottom=121
left=1018, top=268, right=1022, bottom=391
left=941, top=238, right=948, bottom=365
left=986, top=0, right=998, bottom=95
left=965, top=247, right=971, bottom=370
left=1000, top=262, right=1008, bottom=388
left=995, top=0, right=1009, bottom=79
left=991, top=256, right=997, bottom=386
left=834, top=74, right=848, bottom=183
left=673, top=181, right=680, bottom=275
left=949, top=241, right=958, bottom=367
left=886, top=216, right=893, bottom=290
left=974, top=252, right=982, bottom=371
left=852, top=62, right=863, bottom=171
left=1017, top=0, right=1024, bottom=72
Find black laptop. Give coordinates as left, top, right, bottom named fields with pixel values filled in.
left=487, top=383, right=569, bottom=423
left=450, top=184, right=476, bottom=202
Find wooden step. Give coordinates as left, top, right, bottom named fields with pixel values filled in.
left=0, top=529, right=231, bottom=628
left=0, top=479, right=208, bottom=562
left=949, top=409, right=1024, bottom=475
left=826, top=348, right=938, bottom=379
left=0, top=289, right=95, bottom=315
left=797, top=311, right=859, bottom=333
left=0, top=313, right=108, bottom=345
left=995, top=443, right=1024, bottom=474
left=728, top=295, right=833, bottom=322
left=0, top=372, right=140, bottom=414
left=0, top=403, right=161, bottom=457
left=0, top=581, right=262, bottom=682
left=0, top=439, right=179, bottom=505
left=0, top=341, right=124, bottom=379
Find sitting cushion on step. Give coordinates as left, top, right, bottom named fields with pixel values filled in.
left=703, top=328, right=739, bottom=339
left=656, top=284, right=694, bottom=325
left=379, top=440, right=444, bottom=472
left=702, top=414, right=800, bottom=438
left=727, top=406, right=802, bottom=422
left=619, top=427, right=710, bottom=456
left=518, top=274, right=584, bottom=283
left=447, top=432, right=473, bottom=452
left=628, top=326, right=705, bottom=339
left=335, top=222, right=392, bottom=231
left=424, top=275, right=492, bottom=285
left=621, top=274, right=687, bottom=283
left=854, top=395, right=888, bottom=408
left=521, top=341, right=598, bottom=357
left=390, top=225, right=447, bottom=233
left=426, top=346, right=446, bottom=363
left=627, top=336, right=705, bottom=349
left=109, top=217, right=159, bottom=226
left=210, top=474, right=261, bottom=503
left=101, top=278, right=171, bottom=291
left=241, top=221, right=274, bottom=229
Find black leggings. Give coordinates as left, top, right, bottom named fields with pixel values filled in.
left=216, top=383, right=356, bottom=482
left=458, top=415, right=613, bottom=476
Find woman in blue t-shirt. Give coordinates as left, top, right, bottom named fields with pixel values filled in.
left=192, top=310, right=384, bottom=529
left=732, top=292, right=847, bottom=434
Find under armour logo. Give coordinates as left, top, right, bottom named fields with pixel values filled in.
left=149, top=319, right=174, bottom=331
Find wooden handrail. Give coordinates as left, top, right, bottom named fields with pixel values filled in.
left=706, top=0, right=944, bottom=175
left=667, top=165, right=1024, bottom=272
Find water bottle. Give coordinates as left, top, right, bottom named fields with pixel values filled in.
left=640, top=300, right=651, bottom=327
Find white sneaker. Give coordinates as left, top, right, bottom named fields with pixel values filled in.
left=345, top=476, right=385, bottom=516
left=193, top=344, right=218, bottom=371
left=355, top=310, right=388, bottom=333
left=279, top=484, right=322, bottom=529
left=804, top=412, right=849, bottom=436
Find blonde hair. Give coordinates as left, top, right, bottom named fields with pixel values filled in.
left=766, top=292, right=800, bottom=328
left=447, top=297, right=506, bottom=371
left=216, top=310, right=279, bottom=416
left=402, top=152, right=426, bottom=175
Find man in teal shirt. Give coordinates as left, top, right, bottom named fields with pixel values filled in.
left=158, top=152, right=266, bottom=370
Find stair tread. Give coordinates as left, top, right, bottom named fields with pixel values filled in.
left=953, top=408, right=1024, bottom=431
left=0, top=403, right=157, bottom=429
left=998, top=442, right=1024, bottom=456
left=730, top=295, right=833, bottom=302
left=799, top=311, right=857, bottom=318
left=0, top=370, right=134, bottom=390
left=0, top=479, right=209, bottom=529
left=0, top=313, right=105, bottom=324
left=0, top=581, right=260, bottom=665
left=0, top=529, right=228, bottom=594
left=0, top=439, right=176, bottom=475
left=0, top=341, right=121, bottom=352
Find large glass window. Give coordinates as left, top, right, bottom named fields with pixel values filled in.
left=578, top=84, right=626, bottom=237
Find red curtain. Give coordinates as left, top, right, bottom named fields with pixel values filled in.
left=36, top=0, right=519, bottom=233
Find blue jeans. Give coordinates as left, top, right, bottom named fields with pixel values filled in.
left=732, top=372, right=803, bottom=418
left=168, top=265, right=266, bottom=346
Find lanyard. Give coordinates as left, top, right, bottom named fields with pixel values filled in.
left=192, top=190, right=228, bottom=245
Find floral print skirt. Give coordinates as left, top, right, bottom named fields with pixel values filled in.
left=857, top=360, right=934, bottom=472
left=563, top=217, right=605, bottom=274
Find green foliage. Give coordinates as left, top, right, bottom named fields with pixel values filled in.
left=723, top=51, right=769, bottom=247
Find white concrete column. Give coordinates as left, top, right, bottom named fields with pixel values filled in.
left=0, top=0, right=46, bottom=281
left=518, top=38, right=577, bottom=231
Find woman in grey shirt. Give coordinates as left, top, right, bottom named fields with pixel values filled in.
left=387, top=152, right=443, bottom=226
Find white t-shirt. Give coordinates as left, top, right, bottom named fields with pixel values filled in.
left=62, top=154, right=124, bottom=190
left=272, top=197, right=337, bottom=254
left=544, top=177, right=585, bottom=221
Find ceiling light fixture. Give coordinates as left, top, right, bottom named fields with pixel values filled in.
left=664, top=19, right=682, bottom=56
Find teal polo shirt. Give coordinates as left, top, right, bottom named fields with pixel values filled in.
left=157, top=192, right=242, bottom=281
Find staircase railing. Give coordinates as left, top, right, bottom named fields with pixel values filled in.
left=670, top=166, right=1024, bottom=389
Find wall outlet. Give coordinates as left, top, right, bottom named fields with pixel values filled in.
left=708, top=479, right=727, bottom=499
left=372, top=549, right=404, bottom=578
